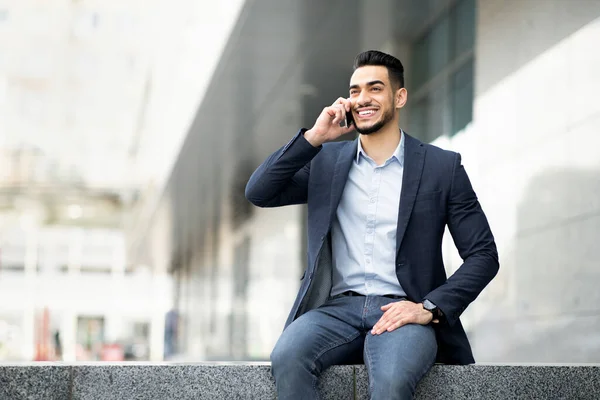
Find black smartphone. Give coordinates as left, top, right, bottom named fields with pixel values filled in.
left=344, top=109, right=354, bottom=128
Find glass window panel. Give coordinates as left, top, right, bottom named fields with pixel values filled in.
left=409, top=97, right=428, bottom=140
left=409, top=87, right=449, bottom=144
left=409, top=0, right=475, bottom=140
left=426, top=14, right=450, bottom=80
left=411, top=37, right=429, bottom=89
left=453, top=0, right=476, bottom=58
left=451, top=58, right=474, bottom=135
left=427, top=83, right=448, bottom=141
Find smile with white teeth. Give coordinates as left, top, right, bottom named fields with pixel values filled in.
left=358, top=110, right=376, bottom=116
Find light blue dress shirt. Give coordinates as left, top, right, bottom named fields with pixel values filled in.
left=330, top=131, right=407, bottom=298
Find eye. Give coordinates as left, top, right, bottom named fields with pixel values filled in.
left=372, top=87, right=382, bottom=92
left=350, top=90, right=359, bottom=96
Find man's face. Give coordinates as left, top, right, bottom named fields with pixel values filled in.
left=349, top=65, right=400, bottom=135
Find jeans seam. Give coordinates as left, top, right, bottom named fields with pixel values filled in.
left=311, top=371, right=319, bottom=400
left=311, top=330, right=361, bottom=372
left=310, top=331, right=361, bottom=399
left=365, top=325, right=437, bottom=398
left=364, top=335, right=374, bottom=397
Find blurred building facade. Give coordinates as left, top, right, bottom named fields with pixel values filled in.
left=130, top=0, right=600, bottom=362
left=0, top=1, right=247, bottom=361
left=0, top=223, right=170, bottom=362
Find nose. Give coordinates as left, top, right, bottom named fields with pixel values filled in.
left=357, top=90, right=372, bottom=107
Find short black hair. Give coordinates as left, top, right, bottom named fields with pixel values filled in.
left=353, top=50, right=405, bottom=89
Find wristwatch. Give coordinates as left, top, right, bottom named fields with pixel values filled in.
left=423, top=299, right=443, bottom=320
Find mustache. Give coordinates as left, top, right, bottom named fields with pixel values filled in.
left=355, top=103, right=374, bottom=110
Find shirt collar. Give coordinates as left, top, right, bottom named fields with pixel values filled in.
left=356, top=129, right=405, bottom=167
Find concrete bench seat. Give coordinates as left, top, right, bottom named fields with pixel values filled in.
left=1, top=363, right=599, bottom=399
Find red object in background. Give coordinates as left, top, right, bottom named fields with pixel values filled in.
left=34, top=308, right=50, bottom=361
left=101, top=344, right=124, bottom=361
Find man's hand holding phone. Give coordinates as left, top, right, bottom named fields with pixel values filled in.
left=304, top=97, right=355, bottom=147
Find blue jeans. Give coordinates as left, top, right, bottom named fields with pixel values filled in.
left=271, top=295, right=437, bottom=400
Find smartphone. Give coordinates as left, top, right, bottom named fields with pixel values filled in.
left=344, top=109, right=354, bottom=128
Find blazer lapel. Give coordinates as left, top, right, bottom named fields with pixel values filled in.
left=396, top=133, right=426, bottom=254
left=328, top=139, right=358, bottom=223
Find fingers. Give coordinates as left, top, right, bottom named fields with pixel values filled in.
left=312, top=98, right=354, bottom=142
left=334, top=97, right=352, bottom=113
left=325, top=106, right=337, bottom=118
left=372, top=303, right=403, bottom=335
left=371, top=301, right=430, bottom=335
left=324, top=106, right=343, bottom=126
left=333, top=104, right=345, bottom=125
left=325, top=98, right=353, bottom=128
left=327, top=104, right=346, bottom=126
left=386, top=319, right=406, bottom=332
left=372, top=311, right=406, bottom=335
left=315, top=103, right=353, bottom=142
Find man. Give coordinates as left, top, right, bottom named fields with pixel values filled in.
left=245, top=50, right=498, bottom=399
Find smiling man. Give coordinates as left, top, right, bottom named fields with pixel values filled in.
left=245, top=50, right=499, bottom=399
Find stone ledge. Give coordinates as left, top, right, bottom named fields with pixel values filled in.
left=0, top=363, right=599, bottom=399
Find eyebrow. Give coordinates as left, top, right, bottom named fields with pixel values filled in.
left=349, top=80, right=386, bottom=90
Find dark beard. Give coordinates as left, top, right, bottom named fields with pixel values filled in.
left=354, top=107, right=395, bottom=135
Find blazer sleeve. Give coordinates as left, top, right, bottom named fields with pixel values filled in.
left=424, top=153, right=499, bottom=326
left=245, top=129, right=321, bottom=208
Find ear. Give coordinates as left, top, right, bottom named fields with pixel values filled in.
left=395, top=88, right=408, bottom=109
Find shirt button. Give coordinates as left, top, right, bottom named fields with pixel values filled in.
left=370, top=198, right=376, bottom=203
left=366, top=259, right=371, bottom=264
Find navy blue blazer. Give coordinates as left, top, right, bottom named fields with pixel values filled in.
left=245, top=129, right=499, bottom=365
